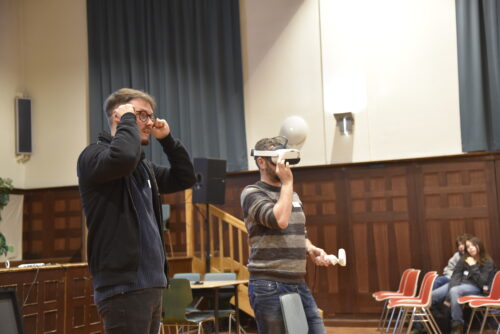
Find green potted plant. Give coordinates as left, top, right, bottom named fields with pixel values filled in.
left=0, top=177, right=14, bottom=263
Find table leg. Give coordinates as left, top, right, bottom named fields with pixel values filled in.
left=214, top=287, right=219, bottom=334
left=234, top=284, right=240, bottom=334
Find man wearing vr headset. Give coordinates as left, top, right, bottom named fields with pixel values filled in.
left=241, top=136, right=329, bottom=334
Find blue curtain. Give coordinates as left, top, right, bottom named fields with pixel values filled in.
left=87, top=0, right=247, bottom=171
left=456, top=0, right=500, bottom=152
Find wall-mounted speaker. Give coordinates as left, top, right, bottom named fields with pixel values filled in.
left=192, top=158, right=227, bottom=204
left=15, top=98, right=32, bottom=154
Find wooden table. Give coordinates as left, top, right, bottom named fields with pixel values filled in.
left=190, top=279, right=248, bottom=334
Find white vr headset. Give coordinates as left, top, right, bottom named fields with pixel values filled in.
left=251, top=148, right=301, bottom=165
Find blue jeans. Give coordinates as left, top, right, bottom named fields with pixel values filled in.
left=432, top=275, right=450, bottom=290
left=248, top=280, right=326, bottom=334
left=432, top=283, right=481, bottom=324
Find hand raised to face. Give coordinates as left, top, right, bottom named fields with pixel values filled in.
left=465, top=256, right=477, bottom=266
left=275, top=159, right=293, bottom=186
left=151, top=118, right=171, bottom=139
left=113, top=104, right=135, bottom=122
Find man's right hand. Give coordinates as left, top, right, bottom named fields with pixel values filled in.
left=275, top=159, right=293, bottom=186
left=113, top=104, right=135, bottom=123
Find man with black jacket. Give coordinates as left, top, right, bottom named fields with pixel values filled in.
left=77, top=88, right=196, bottom=334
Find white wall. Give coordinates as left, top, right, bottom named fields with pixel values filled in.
left=320, top=0, right=462, bottom=163
left=0, top=0, right=26, bottom=187
left=0, top=0, right=463, bottom=188
left=0, top=0, right=88, bottom=189
left=240, top=0, right=327, bottom=168
left=241, top=0, right=462, bottom=169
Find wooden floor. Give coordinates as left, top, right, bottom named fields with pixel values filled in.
left=326, top=328, right=379, bottom=333
left=240, top=327, right=380, bottom=333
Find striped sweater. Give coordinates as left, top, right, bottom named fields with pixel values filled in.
left=240, top=181, right=307, bottom=283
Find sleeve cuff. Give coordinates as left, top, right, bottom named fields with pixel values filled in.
left=121, top=112, right=137, bottom=121
left=157, top=133, right=176, bottom=149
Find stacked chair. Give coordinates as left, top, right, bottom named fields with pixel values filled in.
left=373, top=268, right=421, bottom=332
left=458, top=271, right=500, bottom=334
left=387, top=271, right=440, bottom=334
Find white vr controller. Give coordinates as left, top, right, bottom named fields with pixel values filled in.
left=325, top=248, right=347, bottom=266
left=251, top=148, right=301, bottom=165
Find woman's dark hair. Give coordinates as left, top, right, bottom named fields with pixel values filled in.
left=466, top=236, right=491, bottom=265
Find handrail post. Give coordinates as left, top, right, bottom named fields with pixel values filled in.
left=185, top=189, right=194, bottom=257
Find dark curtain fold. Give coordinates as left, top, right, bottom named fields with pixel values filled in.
left=456, top=0, right=500, bottom=151
left=87, top=0, right=247, bottom=171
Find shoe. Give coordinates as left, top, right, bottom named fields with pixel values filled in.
left=451, top=321, right=463, bottom=334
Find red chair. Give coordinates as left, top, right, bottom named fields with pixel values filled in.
left=468, top=299, right=500, bottom=334
left=458, top=271, right=500, bottom=334
left=387, top=271, right=440, bottom=334
left=372, top=268, right=421, bottom=332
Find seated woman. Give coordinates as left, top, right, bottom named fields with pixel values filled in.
left=436, top=237, right=494, bottom=333
left=412, top=236, right=495, bottom=334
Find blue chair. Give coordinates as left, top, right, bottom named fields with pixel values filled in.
left=280, top=292, right=308, bottom=334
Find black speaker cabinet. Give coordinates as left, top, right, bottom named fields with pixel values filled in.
left=15, top=97, right=32, bottom=154
left=192, top=158, right=227, bottom=204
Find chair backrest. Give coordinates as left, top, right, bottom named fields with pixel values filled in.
left=280, top=293, right=308, bottom=334
left=418, top=271, right=438, bottom=307
left=162, top=278, right=193, bottom=322
left=173, top=272, right=201, bottom=282
left=204, top=272, right=237, bottom=281
left=397, top=268, right=414, bottom=294
left=488, top=271, right=500, bottom=299
left=401, top=269, right=421, bottom=297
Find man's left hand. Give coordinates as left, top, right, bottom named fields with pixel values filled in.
left=152, top=118, right=171, bottom=139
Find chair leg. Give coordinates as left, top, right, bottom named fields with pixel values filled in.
left=386, top=307, right=396, bottom=332
left=466, top=309, right=476, bottom=334
left=479, top=307, right=490, bottom=334
left=405, top=307, right=417, bottom=334
left=427, top=311, right=442, bottom=334
left=396, top=308, right=409, bottom=334
left=378, top=300, right=389, bottom=331
left=393, top=308, right=404, bottom=334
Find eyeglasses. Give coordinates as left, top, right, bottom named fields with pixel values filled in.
left=135, top=110, right=157, bottom=124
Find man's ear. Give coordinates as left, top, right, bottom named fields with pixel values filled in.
left=256, top=157, right=266, bottom=170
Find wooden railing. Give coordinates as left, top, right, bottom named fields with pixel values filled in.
left=184, top=189, right=253, bottom=316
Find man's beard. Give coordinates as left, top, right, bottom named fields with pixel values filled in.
left=265, top=163, right=280, bottom=183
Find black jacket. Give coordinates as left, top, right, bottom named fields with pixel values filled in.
left=449, top=256, right=495, bottom=290
left=77, top=113, right=196, bottom=289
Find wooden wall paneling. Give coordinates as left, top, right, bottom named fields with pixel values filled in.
left=65, top=266, right=103, bottom=334
left=294, top=167, right=345, bottom=317
left=417, top=159, right=498, bottom=274
left=162, top=192, right=189, bottom=254
left=223, top=172, right=259, bottom=218
left=344, top=164, right=413, bottom=313
left=0, top=267, right=66, bottom=334
left=491, top=157, right=500, bottom=261
left=23, top=187, right=83, bottom=261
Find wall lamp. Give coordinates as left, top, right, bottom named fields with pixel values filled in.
left=333, top=112, right=354, bottom=136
